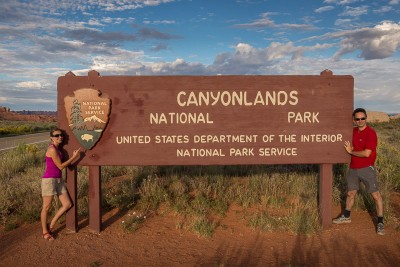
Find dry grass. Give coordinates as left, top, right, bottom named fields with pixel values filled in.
left=1, top=119, right=399, bottom=236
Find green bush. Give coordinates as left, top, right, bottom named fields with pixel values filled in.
left=0, top=120, right=57, bottom=136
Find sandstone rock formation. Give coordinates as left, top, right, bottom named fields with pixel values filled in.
left=390, top=113, right=400, bottom=120
left=0, top=106, right=56, bottom=122
left=366, top=111, right=390, bottom=122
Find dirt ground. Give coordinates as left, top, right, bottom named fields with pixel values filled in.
left=1, top=194, right=400, bottom=267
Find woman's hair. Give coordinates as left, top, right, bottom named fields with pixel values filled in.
left=50, top=128, right=63, bottom=137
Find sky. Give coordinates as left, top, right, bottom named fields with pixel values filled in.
left=0, top=0, right=399, bottom=113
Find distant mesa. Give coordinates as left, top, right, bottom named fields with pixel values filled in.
left=391, top=114, right=400, bottom=120
left=1, top=106, right=11, bottom=113
left=365, top=111, right=400, bottom=122
left=367, top=111, right=390, bottom=123
left=0, top=106, right=56, bottom=122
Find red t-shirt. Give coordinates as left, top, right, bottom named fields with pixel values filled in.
left=350, top=125, right=377, bottom=169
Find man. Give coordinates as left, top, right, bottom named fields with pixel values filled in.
left=333, top=108, right=384, bottom=235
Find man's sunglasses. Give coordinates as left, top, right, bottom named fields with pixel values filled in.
left=52, top=134, right=63, bottom=137
left=355, top=117, right=366, bottom=121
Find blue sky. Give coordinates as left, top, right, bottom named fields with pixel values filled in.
left=0, top=0, right=399, bottom=113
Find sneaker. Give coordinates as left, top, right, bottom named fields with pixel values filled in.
left=332, top=214, right=351, bottom=224
left=377, top=223, right=385, bottom=235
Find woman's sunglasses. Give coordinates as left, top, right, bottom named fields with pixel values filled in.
left=52, top=134, right=63, bottom=138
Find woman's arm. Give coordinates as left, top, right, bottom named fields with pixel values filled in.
left=47, top=146, right=81, bottom=170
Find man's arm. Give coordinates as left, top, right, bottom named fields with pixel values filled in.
left=344, top=140, right=372, bottom=157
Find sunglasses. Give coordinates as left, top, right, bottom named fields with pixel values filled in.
left=52, top=134, right=63, bottom=138
left=355, top=117, right=366, bottom=121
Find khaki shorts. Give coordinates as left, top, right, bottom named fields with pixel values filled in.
left=41, top=178, right=67, bottom=196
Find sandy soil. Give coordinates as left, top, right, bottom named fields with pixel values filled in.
left=1, top=196, right=400, bottom=267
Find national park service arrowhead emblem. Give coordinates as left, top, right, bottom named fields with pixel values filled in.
left=64, top=88, right=111, bottom=150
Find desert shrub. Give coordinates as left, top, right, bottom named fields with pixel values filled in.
left=0, top=120, right=56, bottom=137
left=1, top=118, right=399, bottom=237
left=0, top=164, right=44, bottom=226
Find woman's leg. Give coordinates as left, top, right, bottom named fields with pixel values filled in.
left=49, top=192, right=72, bottom=229
left=41, top=195, right=53, bottom=234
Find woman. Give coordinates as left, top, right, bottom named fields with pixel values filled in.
left=41, top=128, right=81, bottom=240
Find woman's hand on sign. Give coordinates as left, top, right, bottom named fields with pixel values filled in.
left=72, top=147, right=81, bottom=159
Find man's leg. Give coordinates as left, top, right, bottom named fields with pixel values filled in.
left=345, top=190, right=357, bottom=212
left=372, top=191, right=385, bottom=235
left=333, top=168, right=358, bottom=224
left=371, top=191, right=383, bottom=217
left=333, top=189, right=357, bottom=224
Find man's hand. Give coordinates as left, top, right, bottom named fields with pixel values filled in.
left=344, top=141, right=353, bottom=154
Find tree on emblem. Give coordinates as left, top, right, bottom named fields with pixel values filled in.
left=70, top=99, right=84, bottom=130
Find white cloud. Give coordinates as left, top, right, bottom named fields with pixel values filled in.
left=209, top=42, right=332, bottom=75
left=351, top=59, right=400, bottom=112
left=340, top=6, right=368, bottom=17
left=322, top=0, right=362, bottom=5
left=332, top=21, right=400, bottom=60
left=235, top=17, right=275, bottom=28
left=234, top=13, right=315, bottom=30
left=89, top=49, right=146, bottom=74
left=88, top=18, right=103, bottom=26
left=143, top=20, right=176, bottom=25
left=373, top=6, right=393, bottom=14
left=15, top=81, right=42, bottom=88
left=337, top=0, right=362, bottom=5
left=146, top=58, right=206, bottom=75
left=315, top=6, right=335, bottom=13
left=334, top=18, right=353, bottom=26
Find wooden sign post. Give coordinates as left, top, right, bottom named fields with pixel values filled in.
left=59, top=70, right=353, bottom=233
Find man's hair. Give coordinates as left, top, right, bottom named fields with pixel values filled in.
left=352, top=108, right=367, bottom=119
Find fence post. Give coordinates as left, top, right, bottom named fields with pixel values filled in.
left=89, top=166, right=102, bottom=233
left=66, top=166, right=78, bottom=232
left=319, top=163, right=333, bottom=229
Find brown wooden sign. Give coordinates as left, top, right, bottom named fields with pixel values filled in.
left=58, top=70, right=354, bottom=166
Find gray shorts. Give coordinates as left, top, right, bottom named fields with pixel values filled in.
left=346, top=166, right=379, bottom=193
left=41, top=178, right=67, bottom=196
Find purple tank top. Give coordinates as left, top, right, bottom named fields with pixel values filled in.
left=42, top=144, right=62, bottom=178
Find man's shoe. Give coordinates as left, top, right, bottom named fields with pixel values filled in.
left=332, top=214, right=351, bottom=224
left=377, top=223, right=385, bottom=235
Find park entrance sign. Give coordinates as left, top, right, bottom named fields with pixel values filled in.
left=57, top=70, right=354, bottom=232
left=58, top=70, right=353, bottom=166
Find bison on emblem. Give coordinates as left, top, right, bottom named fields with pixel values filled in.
left=81, top=134, right=94, bottom=142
